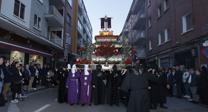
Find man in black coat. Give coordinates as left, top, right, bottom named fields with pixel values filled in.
left=175, top=66, right=184, bottom=98
left=121, top=65, right=150, bottom=112
left=57, top=67, right=68, bottom=103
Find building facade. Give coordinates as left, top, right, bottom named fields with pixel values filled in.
left=0, top=0, right=93, bottom=66
left=0, top=0, right=65, bottom=67
left=121, top=0, right=146, bottom=63
left=121, top=0, right=208, bottom=68
left=77, top=0, right=92, bottom=56
left=146, top=0, right=208, bottom=68
left=71, top=0, right=92, bottom=56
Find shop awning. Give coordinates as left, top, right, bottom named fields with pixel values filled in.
left=0, top=41, right=52, bottom=56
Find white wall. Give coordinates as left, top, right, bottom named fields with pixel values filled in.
left=1, top=0, right=31, bottom=28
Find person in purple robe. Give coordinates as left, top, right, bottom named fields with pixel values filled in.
left=67, top=64, right=80, bottom=105
left=79, top=64, right=92, bottom=105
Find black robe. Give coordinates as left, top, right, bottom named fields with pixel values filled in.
left=109, top=70, right=122, bottom=105
left=175, top=70, right=184, bottom=97
left=57, top=69, right=68, bottom=103
left=92, top=70, right=107, bottom=105
left=147, top=73, right=160, bottom=108
left=120, top=70, right=129, bottom=106
left=158, top=73, right=168, bottom=104
left=121, top=69, right=150, bottom=112
left=198, top=71, right=208, bottom=105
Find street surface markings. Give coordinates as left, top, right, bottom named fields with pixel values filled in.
left=33, top=104, right=51, bottom=112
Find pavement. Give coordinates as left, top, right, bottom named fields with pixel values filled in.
left=0, top=88, right=208, bottom=112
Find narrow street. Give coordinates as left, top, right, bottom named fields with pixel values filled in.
left=1, top=88, right=208, bottom=112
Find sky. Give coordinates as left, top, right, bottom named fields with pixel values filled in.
left=83, top=0, right=133, bottom=42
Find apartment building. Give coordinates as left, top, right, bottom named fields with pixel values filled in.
left=0, top=0, right=65, bottom=66
left=121, top=0, right=146, bottom=63
left=146, top=0, right=208, bottom=68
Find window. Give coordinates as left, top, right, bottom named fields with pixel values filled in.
left=13, top=0, right=25, bottom=19
left=34, top=15, right=37, bottom=26
left=182, top=13, right=193, bottom=33
left=13, top=0, right=20, bottom=16
left=157, top=5, right=162, bottom=18
left=147, top=0, right=151, bottom=7
left=38, top=17, right=41, bottom=28
left=52, top=31, right=62, bottom=38
left=33, top=14, right=41, bottom=29
left=163, top=0, right=168, bottom=11
left=149, top=41, right=152, bottom=50
left=158, top=33, right=162, bottom=45
left=148, top=18, right=151, bottom=28
left=164, top=29, right=169, bottom=42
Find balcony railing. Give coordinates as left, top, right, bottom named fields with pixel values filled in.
left=50, top=34, right=63, bottom=47
left=45, top=6, right=64, bottom=27
left=49, top=0, right=65, bottom=7
left=132, top=30, right=145, bottom=40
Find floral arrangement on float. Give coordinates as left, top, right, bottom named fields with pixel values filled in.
left=75, top=58, right=91, bottom=65
left=124, top=57, right=132, bottom=65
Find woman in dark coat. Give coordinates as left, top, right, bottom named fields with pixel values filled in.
left=147, top=69, right=160, bottom=109
left=157, top=69, right=168, bottom=108
left=10, top=62, right=23, bottom=103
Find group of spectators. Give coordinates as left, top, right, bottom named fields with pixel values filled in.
left=0, top=56, right=56, bottom=106
left=146, top=65, right=208, bottom=110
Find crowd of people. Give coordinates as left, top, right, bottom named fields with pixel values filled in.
left=154, top=65, right=208, bottom=105
left=1, top=54, right=208, bottom=112
left=120, top=64, right=208, bottom=112
left=0, top=56, right=56, bottom=106
left=56, top=64, right=127, bottom=106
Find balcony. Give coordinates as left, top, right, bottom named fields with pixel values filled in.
left=77, top=20, right=83, bottom=35
left=45, top=6, right=64, bottom=27
left=132, top=10, right=146, bottom=30
left=65, top=34, right=71, bottom=45
left=131, top=0, right=145, bottom=14
left=50, top=34, right=63, bottom=47
left=49, top=0, right=65, bottom=7
left=133, top=30, right=145, bottom=40
left=128, top=30, right=145, bottom=47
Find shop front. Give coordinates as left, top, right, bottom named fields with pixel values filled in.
left=159, top=56, right=173, bottom=68
left=10, top=50, right=25, bottom=64
left=174, top=48, right=198, bottom=68
left=0, top=40, right=52, bottom=66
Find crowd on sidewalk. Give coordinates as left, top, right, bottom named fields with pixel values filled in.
left=0, top=56, right=57, bottom=106
left=145, top=65, right=208, bottom=110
